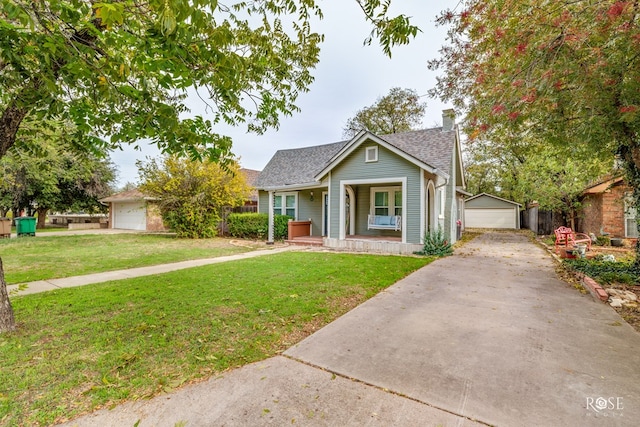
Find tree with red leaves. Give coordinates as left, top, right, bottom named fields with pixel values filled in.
left=430, top=0, right=640, bottom=262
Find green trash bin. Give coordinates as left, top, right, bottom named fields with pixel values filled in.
left=15, top=216, right=36, bottom=237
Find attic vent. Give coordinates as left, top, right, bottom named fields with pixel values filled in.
left=365, top=146, right=378, bottom=163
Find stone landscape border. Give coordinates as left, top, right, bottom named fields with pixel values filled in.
left=539, top=240, right=608, bottom=304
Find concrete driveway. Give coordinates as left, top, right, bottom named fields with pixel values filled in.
left=59, top=232, right=639, bottom=426
left=286, top=232, right=640, bottom=426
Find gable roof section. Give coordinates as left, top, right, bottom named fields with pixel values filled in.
left=378, top=128, right=456, bottom=178
left=255, top=127, right=457, bottom=190
left=100, top=189, right=158, bottom=203
left=583, top=175, right=624, bottom=194
left=465, top=192, right=521, bottom=207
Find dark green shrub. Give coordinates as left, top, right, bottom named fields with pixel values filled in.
left=414, top=226, right=453, bottom=257
left=162, top=205, right=219, bottom=238
left=227, top=213, right=291, bottom=240
left=227, top=213, right=268, bottom=239
left=274, top=215, right=291, bottom=240
left=564, top=257, right=640, bottom=284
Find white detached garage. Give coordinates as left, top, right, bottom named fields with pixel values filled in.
left=100, top=189, right=167, bottom=231
left=465, top=193, right=521, bottom=229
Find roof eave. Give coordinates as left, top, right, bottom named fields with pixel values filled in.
left=257, top=182, right=324, bottom=192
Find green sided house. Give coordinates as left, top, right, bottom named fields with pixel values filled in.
left=253, top=110, right=467, bottom=254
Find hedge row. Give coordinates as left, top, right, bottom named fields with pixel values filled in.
left=227, top=213, right=291, bottom=240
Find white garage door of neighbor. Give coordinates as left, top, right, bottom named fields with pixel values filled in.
left=465, top=208, right=516, bottom=229
left=113, top=202, right=146, bottom=230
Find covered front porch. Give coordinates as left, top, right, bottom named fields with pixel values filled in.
left=285, top=220, right=422, bottom=254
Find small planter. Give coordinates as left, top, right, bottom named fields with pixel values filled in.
left=559, top=247, right=577, bottom=259
left=610, top=238, right=624, bottom=247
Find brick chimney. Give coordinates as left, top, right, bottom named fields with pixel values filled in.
left=442, top=109, right=455, bottom=132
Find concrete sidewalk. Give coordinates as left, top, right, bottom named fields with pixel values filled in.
left=56, top=232, right=640, bottom=426
left=8, top=245, right=300, bottom=297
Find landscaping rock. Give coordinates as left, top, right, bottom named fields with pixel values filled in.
left=609, top=298, right=624, bottom=308
left=607, top=289, right=622, bottom=297
left=624, top=291, right=638, bottom=302
left=623, top=302, right=638, bottom=309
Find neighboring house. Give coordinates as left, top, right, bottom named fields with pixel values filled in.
left=238, top=168, right=260, bottom=212
left=578, top=176, right=637, bottom=238
left=465, top=193, right=521, bottom=229
left=254, top=109, right=467, bottom=254
left=99, top=189, right=167, bottom=231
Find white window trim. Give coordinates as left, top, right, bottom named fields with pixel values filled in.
left=370, top=186, right=402, bottom=217
left=624, top=193, right=637, bottom=238
left=274, top=192, right=298, bottom=219
left=365, top=146, right=378, bottom=163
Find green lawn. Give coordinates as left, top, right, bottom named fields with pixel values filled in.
left=0, top=251, right=433, bottom=426
left=0, top=234, right=258, bottom=284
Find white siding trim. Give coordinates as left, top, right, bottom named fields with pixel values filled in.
left=322, top=191, right=328, bottom=236
left=420, top=172, right=425, bottom=244
left=327, top=172, right=331, bottom=238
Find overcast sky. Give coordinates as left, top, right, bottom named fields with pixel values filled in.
left=109, top=0, right=458, bottom=186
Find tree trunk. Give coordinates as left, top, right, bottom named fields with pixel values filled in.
left=0, top=257, right=16, bottom=333
left=36, top=207, right=47, bottom=229
left=0, top=100, right=28, bottom=159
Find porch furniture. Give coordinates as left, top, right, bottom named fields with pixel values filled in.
left=367, top=215, right=402, bottom=231
left=288, top=220, right=312, bottom=239
left=554, top=226, right=591, bottom=253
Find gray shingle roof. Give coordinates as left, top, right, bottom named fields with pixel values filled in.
left=254, top=127, right=456, bottom=189
left=379, top=128, right=455, bottom=175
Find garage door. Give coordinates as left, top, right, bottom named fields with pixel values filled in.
left=465, top=208, right=516, bottom=229
left=113, top=202, right=146, bottom=230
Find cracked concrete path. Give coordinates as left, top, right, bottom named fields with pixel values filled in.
left=8, top=245, right=300, bottom=297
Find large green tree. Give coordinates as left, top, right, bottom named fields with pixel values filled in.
left=429, top=0, right=639, bottom=256
left=0, top=0, right=419, bottom=332
left=464, top=133, right=611, bottom=228
left=343, top=87, right=427, bottom=138
left=0, top=120, right=116, bottom=226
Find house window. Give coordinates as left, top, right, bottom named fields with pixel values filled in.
left=365, top=146, right=378, bottom=162
left=625, top=194, right=638, bottom=238
left=371, top=186, right=402, bottom=216
left=394, top=190, right=402, bottom=216
left=274, top=193, right=297, bottom=218
left=438, top=189, right=445, bottom=219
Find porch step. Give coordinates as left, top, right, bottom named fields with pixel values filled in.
left=286, top=238, right=323, bottom=247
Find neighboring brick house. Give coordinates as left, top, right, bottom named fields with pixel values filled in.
left=578, top=176, right=637, bottom=238
left=238, top=168, right=260, bottom=212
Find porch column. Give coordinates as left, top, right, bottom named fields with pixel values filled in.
left=267, top=191, right=274, bottom=245
left=339, top=184, right=345, bottom=240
